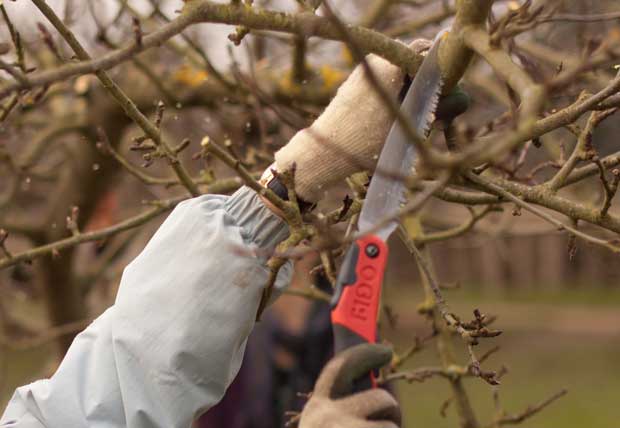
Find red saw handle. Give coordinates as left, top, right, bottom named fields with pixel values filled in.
left=331, top=234, right=388, bottom=389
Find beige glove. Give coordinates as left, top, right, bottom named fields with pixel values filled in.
left=275, top=40, right=431, bottom=202
left=299, top=344, right=401, bottom=428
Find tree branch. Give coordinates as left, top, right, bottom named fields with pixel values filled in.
left=0, top=0, right=427, bottom=100
left=30, top=0, right=201, bottom=197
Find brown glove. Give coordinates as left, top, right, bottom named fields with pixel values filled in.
left=299, top=344, right=401, bottom=428
left=275, top=40, right=432, bottom=202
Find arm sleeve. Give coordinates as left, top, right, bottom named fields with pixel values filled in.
left=1, top=186, right=292, bottom=428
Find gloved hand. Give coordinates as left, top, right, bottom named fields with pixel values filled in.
left=275, top=40, right=432, bottom=202
left=299, top=344, right=401, bottom=428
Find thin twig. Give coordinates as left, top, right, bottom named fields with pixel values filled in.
left=0, top=197, right=183, bottom=270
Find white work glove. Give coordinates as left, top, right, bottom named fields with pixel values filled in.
left=299, top=344, right=401, bottom=428
left=275, top=40, right=432, bottom=202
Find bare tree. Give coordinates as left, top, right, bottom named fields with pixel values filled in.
left=1, top=0, right=620, bottom=426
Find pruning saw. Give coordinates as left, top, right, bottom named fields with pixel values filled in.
left=330, top=30, right=448, bottom=387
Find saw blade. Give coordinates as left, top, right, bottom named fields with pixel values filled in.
left=358, top=30, right=447, bottom=240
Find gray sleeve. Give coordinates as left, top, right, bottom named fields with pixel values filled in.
left=1, top=186, right=292, bottom=428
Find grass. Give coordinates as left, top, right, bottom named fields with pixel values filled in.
left=382, top=283, right=620, bottom=428
left=2, top=285, right=619, bottom=428
left=390, top=331, right=620, bottom=428
left=448, top=286, right=620, bottom=307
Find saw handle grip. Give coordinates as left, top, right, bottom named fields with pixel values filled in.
left=330, top=235, right=388, bottom=390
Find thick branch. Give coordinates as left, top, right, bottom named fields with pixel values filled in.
left=463, top=26, right=545, bottom=120
left=427, top=69, right=620, bottom=169
left=0, top=0, right=426, bottom=100
left=438, top=0, right=494, bottom=91
left=188, top=1, right=424, bottom=73
left=465, top=172, right=620, bottom=252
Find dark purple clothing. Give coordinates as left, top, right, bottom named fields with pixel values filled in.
left=198, top=302, right=333, bottom=428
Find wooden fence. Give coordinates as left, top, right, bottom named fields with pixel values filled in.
left=387, top=213, right=620, bottom=290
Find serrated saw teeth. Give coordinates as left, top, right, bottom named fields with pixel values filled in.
left=356, top=27, right=449, bottom=240
left=421, top=88, right=442, bottom=139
